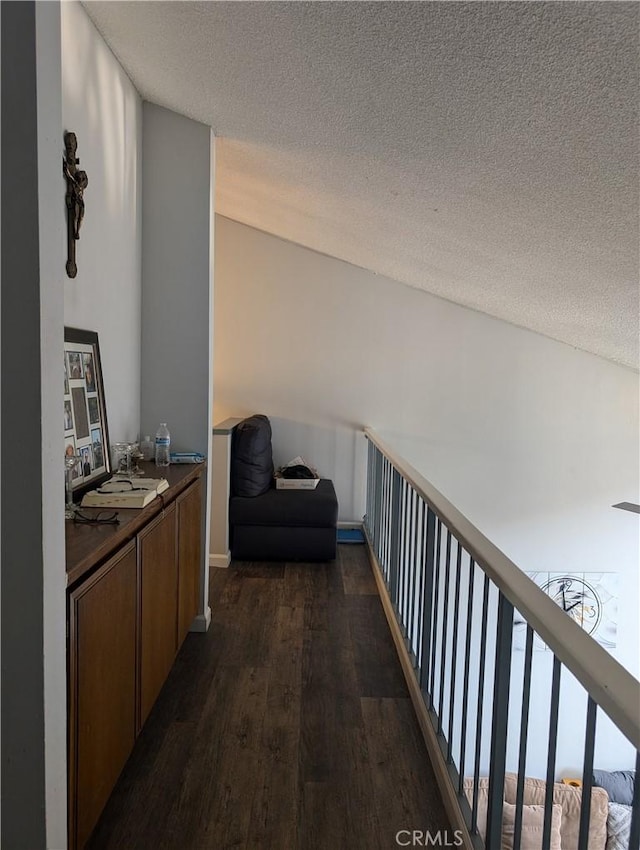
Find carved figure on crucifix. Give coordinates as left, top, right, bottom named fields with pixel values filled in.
left=64, top=133, right=88, bottom=238
left=63, top=131, right=88, bottom=278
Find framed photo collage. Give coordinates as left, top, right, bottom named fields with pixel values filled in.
left=64, top=327, right=111, bottom=499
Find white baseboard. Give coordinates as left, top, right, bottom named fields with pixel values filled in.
left=209, top=551, right=231, bottom=568
left=190, top=606, right=212, bottom=632
left=337, top=520, right=364, bottom=529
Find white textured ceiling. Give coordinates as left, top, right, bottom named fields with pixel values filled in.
left=83, top=1, right=639, bottom=368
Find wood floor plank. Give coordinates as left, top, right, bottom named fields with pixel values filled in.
left=298, top=571, right=383, bottom=847
left=152, top=623, right=228, bottom=725
left=212, top=565, right=244, bottom=607
left=232, top=560, right=286, bottom=580
left=85, top=547, right=451, bottom=849
left=219, top=576, right=282, bottom=667
left=361, top=696, right=452, bottom=846
left=87, top=720, right=197, bottom=849
left=175, top=665, right=271, bottom=849
left=284, top=559, right=334, bottom=629
left=340, top=543, right=378, bottom=595
left=298, top=780, right=358, bottom=850
left=246, top=603, right=303, bottom=849
left=348, top=594, right=411, bottom=698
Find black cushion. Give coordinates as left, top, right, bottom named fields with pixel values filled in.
left=231, top=526, right=337, bottom=562
left=231, top=414, right=274, bottom=497
left=230, top=479, right=338, bottom=528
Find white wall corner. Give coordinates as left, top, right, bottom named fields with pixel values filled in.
left=37, top=2, right=68, bottom=848
left=190, top=607, right=212, bottom=632
left=140, top=104, right=214, bottom=630
left=209, top=552, right=231, bottom=568
left=209, top=428, right=233, bottom=565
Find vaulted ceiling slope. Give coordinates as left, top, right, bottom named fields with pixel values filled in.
left=84, top=1, right=639, bottom=368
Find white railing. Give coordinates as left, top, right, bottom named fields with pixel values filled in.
left=364, top=428, right=639, bottom=850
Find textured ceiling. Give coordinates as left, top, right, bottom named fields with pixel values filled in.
left=83, top=1, right=639, bottom=368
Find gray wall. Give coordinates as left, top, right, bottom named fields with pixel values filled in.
left=1, top=14, right=214, bottom=847
left=2, top=2, right=66, bottom=847
left=141, top=103, right=214, bottom=621
left=1, top=5, right=46, bottom=845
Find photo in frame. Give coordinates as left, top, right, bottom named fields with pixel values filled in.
left=64, top=327, right=111, bottom=500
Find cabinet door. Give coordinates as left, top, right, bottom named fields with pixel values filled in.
left=139, top=503, right=178, bottom=728
left=177, top=479, right=202, bottom=646
left=69, top=541, right=137, bottom=850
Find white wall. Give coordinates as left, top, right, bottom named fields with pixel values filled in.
left=141, top=104, right=214, bottom=628
left=56, top=4, right=141, bottom=844
left=2, top=6, right=209, bottom=845
left=214, top=216, right=639, bottom=772
left=62, top=0, right=142, bottom=442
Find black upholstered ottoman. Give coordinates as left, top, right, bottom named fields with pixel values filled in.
left=229, top=479, right=338, bottom=561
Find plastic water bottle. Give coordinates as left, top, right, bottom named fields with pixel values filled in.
left=155, top=423, right=171, bottom=467
left=140, top=435, right=154, bottom=462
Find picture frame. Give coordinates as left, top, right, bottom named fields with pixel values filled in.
left=64, top=327, right=111, bottom=500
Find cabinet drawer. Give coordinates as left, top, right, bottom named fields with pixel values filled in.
left=67, top=465, right=205, bottom=848
left=69, top=540, right=137, bottom=850
left=138, top=503, right=178, bottom=728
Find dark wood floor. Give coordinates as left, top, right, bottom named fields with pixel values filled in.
left=87, top=545, right=450, bottom=850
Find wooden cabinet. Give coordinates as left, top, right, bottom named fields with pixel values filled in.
left=177, top=479, right=202, bottom=645
left=66, top=464, right=205, bottom=850
left=69, top=541, right=137, bottom=850
left=139, top=503, right=178, bottom=728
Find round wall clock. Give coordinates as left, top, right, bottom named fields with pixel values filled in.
left=540, top=575, right=602, bottom=636
left=513, top=572, right=618, bottom=652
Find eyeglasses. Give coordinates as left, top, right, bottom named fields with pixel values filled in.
left=97, top=479, right=149, bottom=494
left=73, top=510, right=120, bottom=525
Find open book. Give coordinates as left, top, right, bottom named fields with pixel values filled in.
left=81, top=477, right=170, bottom=509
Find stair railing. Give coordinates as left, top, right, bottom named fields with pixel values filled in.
left=364, top=428, right=639, bottom=850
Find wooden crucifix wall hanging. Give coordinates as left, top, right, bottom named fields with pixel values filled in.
left=63, top=131, right=88, bottom=278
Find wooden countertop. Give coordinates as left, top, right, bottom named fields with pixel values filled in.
left=66, top=461, right=205, bottom=587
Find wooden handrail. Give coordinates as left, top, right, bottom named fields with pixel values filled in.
left=364, top=427, right=640, bottom=750
left=212, top=417, right=245, bottom=435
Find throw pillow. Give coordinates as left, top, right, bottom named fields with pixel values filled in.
left=606, top=802, right=632, bottom=850
left=593, top=770, right=635, bottom=806
left=464, top=774, right=609, bottom=850
left=501, top=802, right=562, bottom=850
left=231, top=414, right=274, bottom=497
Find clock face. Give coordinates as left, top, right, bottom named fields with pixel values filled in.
left=540, top=575, right=602, bottom=636
left=513, top=572, right=618, bottom=652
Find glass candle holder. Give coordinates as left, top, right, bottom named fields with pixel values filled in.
left=130, top=443, right=145, bottom=476
left=65, top=454, right=81, bottom=518
left=112, top=442, right=134, bottom=476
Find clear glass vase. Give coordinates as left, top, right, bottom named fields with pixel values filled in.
left=65, top=454, right=81, bottom=518
left=112, top=442, right=134, bottom=477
